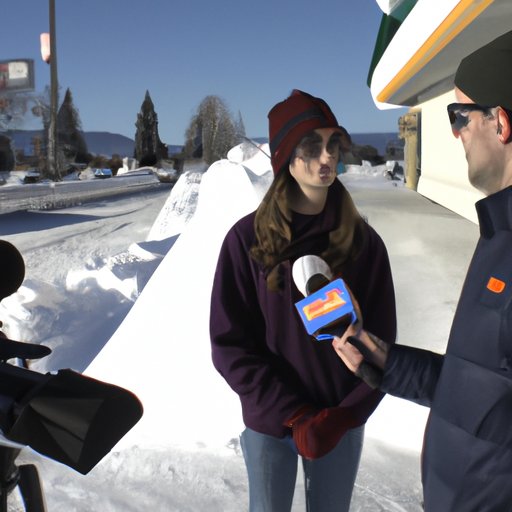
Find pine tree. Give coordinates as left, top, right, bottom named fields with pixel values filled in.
left=0, top=135, right=14, bottom=172
left=57, top=88, right=88, bottom=163
left=134, top=90, right=167, bottom=166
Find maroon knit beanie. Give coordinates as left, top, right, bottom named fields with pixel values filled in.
left=268, top=89, right=347, bottom=175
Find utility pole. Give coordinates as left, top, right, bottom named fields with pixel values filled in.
left=48, top=0, right=60, bottom=180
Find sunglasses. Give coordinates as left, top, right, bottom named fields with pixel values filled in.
left=295, top=132, right=343, bottom=161
left=447, top=102, right=494, bottom=133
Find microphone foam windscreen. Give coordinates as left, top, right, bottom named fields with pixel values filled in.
left=292, top=255, right=332, bottom=297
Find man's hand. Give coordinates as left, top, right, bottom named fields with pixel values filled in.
left=329, top=281, right=366, bottom=373
left=330, top=281, right=390, bottom=388
left=331, top=323, right=364, bottom=372
left=332, top=329, right=390, bottom=389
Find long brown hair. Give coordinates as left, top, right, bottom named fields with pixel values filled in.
left=250, top=169, right=365, bottom=291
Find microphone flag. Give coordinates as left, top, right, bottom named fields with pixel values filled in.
left=295, top=278, right=357, bottom=341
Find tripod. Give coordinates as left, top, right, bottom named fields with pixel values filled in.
left=0, top=444, right=45, bottom=512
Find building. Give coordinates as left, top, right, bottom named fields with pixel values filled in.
left=368, top=0, right=511, bottom=223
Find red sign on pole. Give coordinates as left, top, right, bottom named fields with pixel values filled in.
left=40, top=33, right=51, bottom=64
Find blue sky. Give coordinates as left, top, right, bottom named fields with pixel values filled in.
left=2, top=0, right=406, bottom=144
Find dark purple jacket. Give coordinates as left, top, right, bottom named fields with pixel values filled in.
left=210, top=181, right=396, bottom=437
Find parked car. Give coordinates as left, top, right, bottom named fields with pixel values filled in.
left=94, top=168, right=113, bottom=179
left=23, top=170, right=41, bottom=184
left=155, top=167, right=179, bottom=184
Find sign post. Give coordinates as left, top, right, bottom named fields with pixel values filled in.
left=48, top=0, right=61, bottom=180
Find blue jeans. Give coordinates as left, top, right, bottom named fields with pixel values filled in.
left=240, top=425, right=364, bottom=512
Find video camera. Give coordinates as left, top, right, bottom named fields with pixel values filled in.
left=0, top=240, right=143, bottom=511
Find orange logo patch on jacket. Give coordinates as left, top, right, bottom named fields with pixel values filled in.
left=487, top=277, right=506, bottom=294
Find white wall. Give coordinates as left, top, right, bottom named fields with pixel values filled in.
left=417, top=91, right=483, bottom=224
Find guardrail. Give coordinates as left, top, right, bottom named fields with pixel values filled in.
left=0, top=174, right=168, bottom=215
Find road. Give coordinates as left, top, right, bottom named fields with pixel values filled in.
left=0, top=186, right=171, bottom=284
left=0, top=173, right=166, bottom=214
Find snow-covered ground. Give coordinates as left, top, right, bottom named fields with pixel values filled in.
left=0, top=143, right=479, bottom=511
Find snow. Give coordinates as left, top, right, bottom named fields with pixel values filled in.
left=0, top=142, right=479, bottom=511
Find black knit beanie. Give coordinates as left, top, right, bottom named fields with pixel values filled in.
left=455, top=30, right=512, bottom=110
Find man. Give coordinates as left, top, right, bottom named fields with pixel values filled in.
left=333, top=30, right=512, bottom=511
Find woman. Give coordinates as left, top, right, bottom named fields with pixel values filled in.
left=210, top=89, right=396, bottom=511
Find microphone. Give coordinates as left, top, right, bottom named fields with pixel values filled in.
left=292, top=254, right=332, bottom=296
left=0, top=240, right=25, bottom=301
left=292, top=255, right=357, bottom=341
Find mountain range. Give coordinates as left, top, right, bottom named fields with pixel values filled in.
left=8, top=130, right=400, bottom=159
left=252, top=132, right=401, bottom=157
left=7, top=130, right=183, bottom=158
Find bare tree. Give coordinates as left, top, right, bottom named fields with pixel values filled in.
left=183, top=95, right=239, bottom=165
left=31, top=86, right=52, bottom=175
left=183, top=114, right=203, bottom=158
left=0, top=88, right=49, bottom=172
left=0, top=93, right=30, bottom=131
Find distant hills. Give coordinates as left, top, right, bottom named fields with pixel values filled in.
left=350, top=132, right=402, bottom=156
left=252, top=132, right=401, bottom=158
left=8, top=130, right=400, bottom=160
left=83, top=131, right=137, bottom=157
left=7, top=130, right=183, bottom=158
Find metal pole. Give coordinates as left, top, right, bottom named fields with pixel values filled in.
left=48, top=0, right=60, bottom=180
left=398, top=110, right=419, bottom=191
left=241, top=136, right=271, bottom=158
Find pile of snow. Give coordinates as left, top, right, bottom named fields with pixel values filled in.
left=147, top=170, right=204, bottom=241
left=85, top=144, right=273, bottom=451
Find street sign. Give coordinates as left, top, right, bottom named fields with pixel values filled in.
left=0, top=59, right=35, bottom=93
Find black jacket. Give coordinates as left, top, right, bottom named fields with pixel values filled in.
left=382, top=186, right=512, bottom=512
